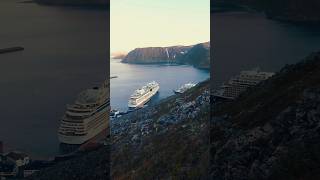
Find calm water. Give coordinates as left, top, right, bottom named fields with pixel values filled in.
left=0, top=0, right=108, bottom=158
left=212, top=12, right=320, bottom=88
left=110, top=59, right=209, bottom=112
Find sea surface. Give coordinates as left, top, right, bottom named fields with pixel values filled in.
left=110, top=59, right=209, bottom=112
left=0, top=0, right=108, bottom=159
left=212, top=11, right=320, bottom=88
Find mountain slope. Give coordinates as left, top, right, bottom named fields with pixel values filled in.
left=122, top=42, right=210, bottom=69
left=211, top=52, right=320, bottom=179
left=180, top=42, right=210, bottom=69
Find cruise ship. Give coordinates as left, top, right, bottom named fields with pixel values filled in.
left=128, top=81, right=159, bottom=108
left=213, top=69, right=274, bottom=100
left=58, top=80, right=110, bottom=145
left=174, top=83, right=196, bottom=94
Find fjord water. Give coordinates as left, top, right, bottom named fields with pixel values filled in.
left=212, top=12, right=320, bottom=88
left=0, top=0, right=108, bottom=158
left=110, top=59, right=209, bottom=112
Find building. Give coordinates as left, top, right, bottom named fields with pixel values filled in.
left=213, top=69, right=274, bottom=99
left=6, top=151, right=29, bottom=168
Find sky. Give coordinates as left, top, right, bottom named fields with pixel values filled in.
left=111, top=0, right=210, bottom=54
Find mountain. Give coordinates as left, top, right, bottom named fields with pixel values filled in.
left=122, top=42, right=210, bottom=69
left=211, top=51, right=320, bottom=179
left=34, top=0, right=109, bottom=6
left=122, top=45, right=192, bottom=64
left=179, top=42, right=210, bottom=69
left=223, top=0, right=320, bottom=23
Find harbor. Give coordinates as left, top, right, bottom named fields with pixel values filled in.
left=110, top=59, right=209, bottom=113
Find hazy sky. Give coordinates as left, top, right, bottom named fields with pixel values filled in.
left=111, top=0, right=210, bottom=53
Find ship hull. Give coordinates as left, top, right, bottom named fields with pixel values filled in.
left=128, top=85, right=159, bottom=108
left=58, top=121, right=108, bottom=145
left=58, top=107, right=109, bottom=145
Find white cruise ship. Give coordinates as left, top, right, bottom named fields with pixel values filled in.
left=58, top=80, right=110, bottom=145
left=174, top=83, right=196, bottom=94
left=128, top=81, right=159, bottom=108
left=213, top=69, right=274, bottom=100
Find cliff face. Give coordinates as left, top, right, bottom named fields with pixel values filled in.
left=211, top=52, right=320, bottom=179
left=122, top=42, right=210, bottom=69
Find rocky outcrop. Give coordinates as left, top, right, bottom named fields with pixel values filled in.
left=211, top=52, right=320, bottom=179
left=122, top=42, right=210, bottom=69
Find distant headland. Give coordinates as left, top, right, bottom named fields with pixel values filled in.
left=121, top=42, right=210, bottom=70
left=34, top=0, right=109, bottom=7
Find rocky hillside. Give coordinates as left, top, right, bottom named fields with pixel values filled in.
left=211, top=52, right=320, bottom=179
left=34, top=0, right=109, bottom=6
left=222, top=0, right=320, bottom=23
left=111, top=80, right=210, bottom=179
left=122, top=42, right=210, bottom=69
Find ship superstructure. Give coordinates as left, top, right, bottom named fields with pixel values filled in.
left=128, top=81, right=159, bottom=108
left=213, top=69, right=274, bottom=99
left=58, top=80, right=109, bottom=145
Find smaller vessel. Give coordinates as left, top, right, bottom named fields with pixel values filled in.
left=174, top=83, right=196, bottom=94
left=110, top=109, right=120, bottom=118
left=128, top=81, right=159, bottom=109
